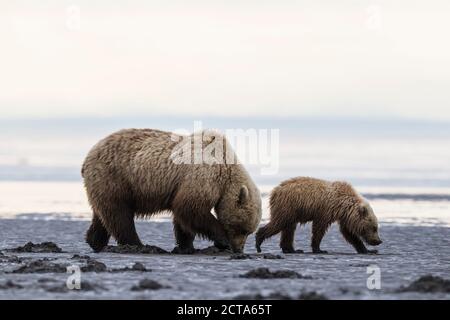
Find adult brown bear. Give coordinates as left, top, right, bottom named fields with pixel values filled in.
left=82, top=128, right=261, bottom=254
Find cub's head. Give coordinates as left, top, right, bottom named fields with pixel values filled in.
left=216, top=185, right=262, bottom=253
left=357, top=201, right=382, bottom=246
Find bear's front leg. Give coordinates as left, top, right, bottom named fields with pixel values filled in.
left=340, top=226, right=376, bottom=254
left=173, top=186, right=229, bottom=250
left=172, top=221, right=196, bottom=254
left=173, top=207, right=229, bottom=250
left=213, top=239, right=231, bottom=250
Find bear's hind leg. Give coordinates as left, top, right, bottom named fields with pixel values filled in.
left=311, top=221, right=330, bottom=254
left=86, top=214, right=111, bottom=252
left=255, top=222, right=283, bottom=253
left=172, top=220, right=196, bottom=254
left=280, top=224, right=303, bottom=254
left=101, top=202, right=143, bottom=247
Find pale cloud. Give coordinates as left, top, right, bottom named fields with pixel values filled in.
left=0, top=1, right=449, bottom=119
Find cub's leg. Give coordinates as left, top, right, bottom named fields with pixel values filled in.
left=340, top=225, right=377, bottom=254
left=311, top=221, right=330, bottom=254
left=255, top=221, right=283, bottom=253
left=280, top=224, right=303, bottom=253
left=172, top=219, right=196, bottom=254
left=256, top=207, right=294, bottom=253
left=86, top=213, right=111, bottom=252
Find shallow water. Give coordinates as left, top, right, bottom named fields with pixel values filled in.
left=0, top=181, right=449, bottom=227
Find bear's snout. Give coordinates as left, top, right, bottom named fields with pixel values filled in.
left=229, top=234, right=248, bottom=253
left=368, top=239, right=382, bottom=246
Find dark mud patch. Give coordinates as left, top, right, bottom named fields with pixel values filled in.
left=396, top=275, right=450, bottom=293
left=11, top=259, right=68, bottom=274
left=234, top=291, right=327, bottom=300
left=0, top=280, right=24, bottom=290
left=80, top=259, right=107, bottom=273
left=240, top=268, right=313, bottom=279
left=298, top=291, right=328, bottom=300
left=0, top=254, right=24, bottom=264
left=111, top=262, right=150, bottom=273
left=69, top=255, right=146, bottom=273
left=262, top=253, right=284, bottom=260
left=234, top=292, right=292, bottom=300
left=70, top=255, right=91, bottom=260
left=349, top=263, right=372, bottom=267
left=230, top=253, right=253, bottom=260
left=37, top=278, right=58, bottom=283
left=68, top=255, right=107, bottom=272
left=339, top=287, right=361, bottom=295
left=9, top=242, right=63, bottom=253
left=171, top=246, right=232, bottom=255
left=103, top=245, right=168, bottom=254
left=229, top=253, right=284, bottom=260
left=131, top=279, right=169, bottom=291
left=11, top=257, right=108, bottom=274
left=196, top=246, right=232, bottom=255
left=75, top=281, right=106, bottom=292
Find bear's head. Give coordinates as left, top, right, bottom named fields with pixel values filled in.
left=215, top=185, right=262, bottom=253
left=357, top=200, right=382, bottom=246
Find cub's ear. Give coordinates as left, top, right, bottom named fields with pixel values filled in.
left=359, top=205, right=368, bottom=217
left=238, top=185, right=249, bottom=205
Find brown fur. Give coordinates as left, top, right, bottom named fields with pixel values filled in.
left=82, top=129, right=262, bottom=253
left=256, top=177, right=382, bottom=254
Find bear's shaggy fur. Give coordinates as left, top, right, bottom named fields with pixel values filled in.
left=256, top=177, right=382, bottom=254
left=82, top=129, right=262, bottom=253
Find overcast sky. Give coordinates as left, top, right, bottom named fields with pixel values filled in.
left=1, top=1, right=449, bottom=120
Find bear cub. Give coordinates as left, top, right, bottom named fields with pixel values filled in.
left=256, top=177, right=382, bottom=254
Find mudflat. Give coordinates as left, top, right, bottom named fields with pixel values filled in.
left=0, top=219, right=449, bottom=299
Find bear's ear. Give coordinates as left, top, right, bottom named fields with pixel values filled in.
left=359, top=205, right=368, bottom=217
left=238, top=185, right=249, bottom=205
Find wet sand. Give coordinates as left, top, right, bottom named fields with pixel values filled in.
left=0, top=219, right=449, bottom=299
